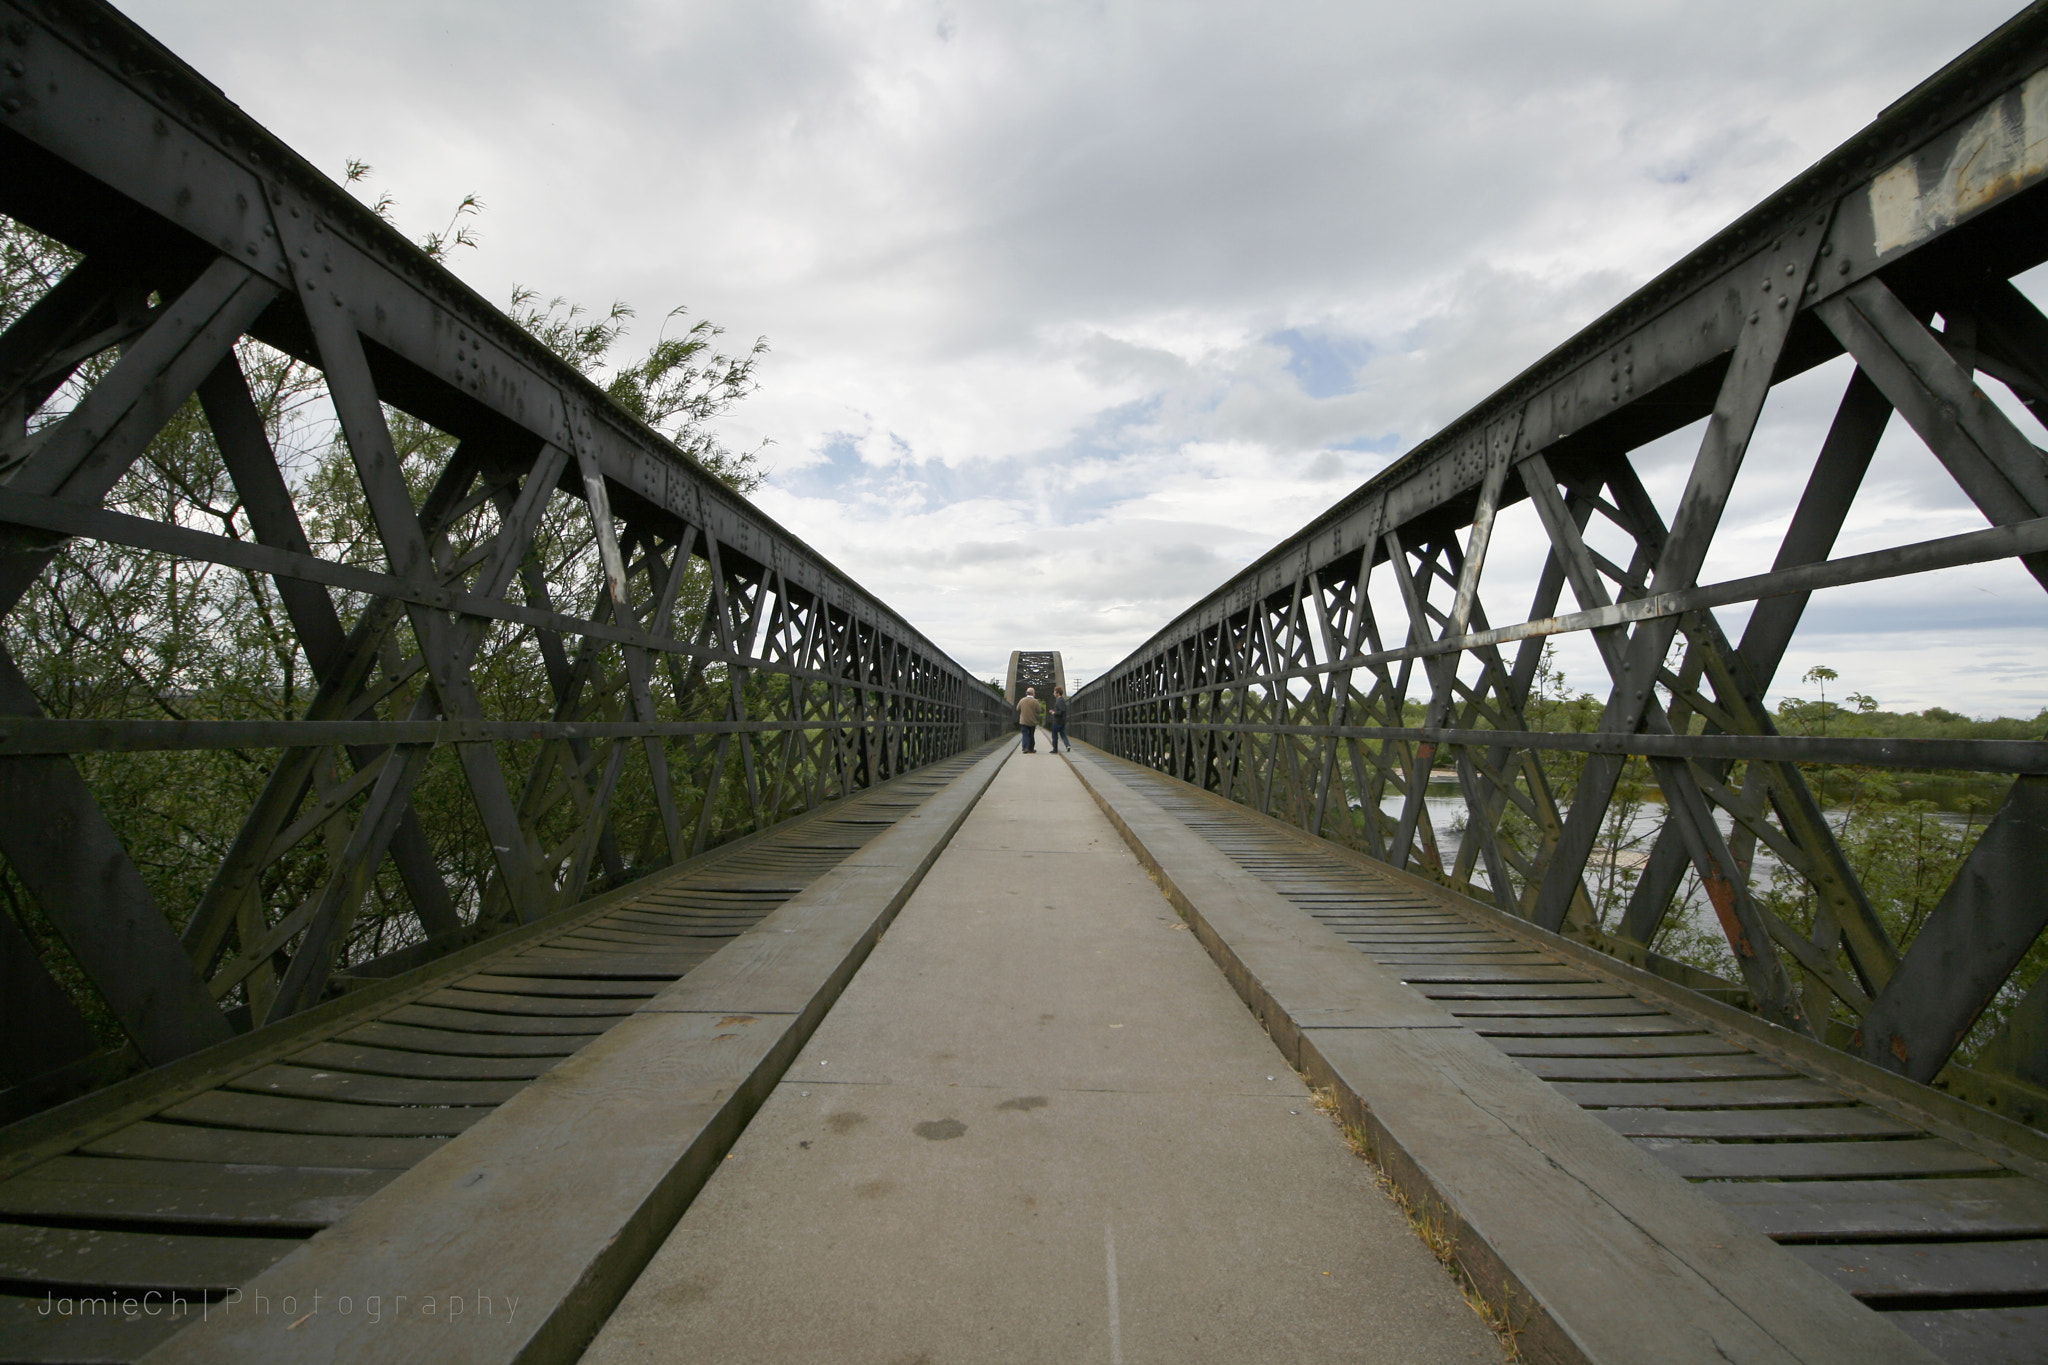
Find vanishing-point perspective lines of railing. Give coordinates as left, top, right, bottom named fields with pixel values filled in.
left=1073, top=5, right=2048, bottom=1127
left=0, top=0, right=1009, bottom=1117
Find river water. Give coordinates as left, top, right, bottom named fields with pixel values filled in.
left=1367, top=782, right=1974, bottom=953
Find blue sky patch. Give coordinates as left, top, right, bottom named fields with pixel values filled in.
left=1331, top=432, right=1404, bottom=454
left=1270, top=328, right=1373, bottom=399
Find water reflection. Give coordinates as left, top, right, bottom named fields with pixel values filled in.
left=1363, top=779, right=1971, bottom=948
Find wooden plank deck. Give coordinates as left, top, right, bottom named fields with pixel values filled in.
left=0, top=744, right=1003, bottom=1365
left=1073, top=746, right=2048, bottom=1365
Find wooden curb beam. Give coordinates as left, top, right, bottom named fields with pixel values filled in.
left=1063, top=745, right=1939, bottom=1365
left=135, top=745, right=1011, bottom=1365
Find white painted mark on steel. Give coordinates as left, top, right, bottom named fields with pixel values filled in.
left=1105, top=1223, right=1123, bottom=1365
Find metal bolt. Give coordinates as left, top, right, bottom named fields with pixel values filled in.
left=0, top=98, right=17, bottom=115
left=4, top=60, right=21, bottom=76
left=1749, top=311, right=1760, bottom=325
left=1776, top=295, right=1789, bottom=308
left=1839, top=260, right=1851, bottom=275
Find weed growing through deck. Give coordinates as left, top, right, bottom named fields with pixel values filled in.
left=1309, top=1085, right=1526, bottom=1362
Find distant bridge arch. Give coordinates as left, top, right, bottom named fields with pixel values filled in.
left=1004, top=650, right=1066, bottom=705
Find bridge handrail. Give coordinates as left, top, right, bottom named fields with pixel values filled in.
left=1074, top=1, right=2048, bottom=1122
left=0, top=0, right=1007, bottom=1112
left=1077, top=3, right=2048, bottom=667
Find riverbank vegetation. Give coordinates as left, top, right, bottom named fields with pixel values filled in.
left=1502, top=651, right=2039, bottom=1058
left=1, top=178, right=772, bottom=1045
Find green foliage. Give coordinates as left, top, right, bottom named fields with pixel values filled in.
left=508, top=291, right=767, bottom=495
left=344, top=158, right=479, bottom=261
left=1756, top=676, right=2039, bottom=1058
left=1491, top=648, right=1662, bottom=924
left=1762, top=679, right=2005, bottom=981
left=1, top=219, right=341, bottom=1039
left=0, top=217, right=75, bottom=330
left=352, top=157, right=770, bottom=492
left=0, top=176, right=780, bottom=1045
left=1769, top=687, right=2040, bottom=810
left=1477, top=647, right=2038, bottom=1060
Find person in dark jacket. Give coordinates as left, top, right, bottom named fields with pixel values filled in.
left=1048, top=686, right=1071, bottom=752
left=1017, top=688, right=1041, bottom=752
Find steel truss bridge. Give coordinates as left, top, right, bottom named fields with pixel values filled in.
left=1076, top=17, right=2048, bottom=1112
left=2, top=1, right=2048, bottom=1362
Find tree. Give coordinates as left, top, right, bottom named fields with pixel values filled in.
left=0, top=165, right=777, bottom=1040
left=1486, top=646, right=1662, bottom=923
left=345, top=159, right=769, bottom=494
left=507, top=291, right=768, bottom=495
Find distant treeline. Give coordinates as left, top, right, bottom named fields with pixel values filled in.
left=1401, top=672, right=2040, bottom=812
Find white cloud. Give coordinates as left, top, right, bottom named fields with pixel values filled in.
left=119, top=0, right=2043, bottom=714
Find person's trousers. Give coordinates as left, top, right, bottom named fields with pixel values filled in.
left=1019, top=723, right=1036, bottom=752
left=1048, top=720, right=1069, bottom=751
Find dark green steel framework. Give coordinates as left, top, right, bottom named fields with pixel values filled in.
left=0, top=0, right=1007, bottom=1115
left=1075, top=5, right=2048, bottom=1124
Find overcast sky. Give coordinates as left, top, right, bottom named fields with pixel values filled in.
left=122, top=0, right=2047, bottom=717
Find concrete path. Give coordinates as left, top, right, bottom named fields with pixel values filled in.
left=582, top=749, right=1499, bottom=1365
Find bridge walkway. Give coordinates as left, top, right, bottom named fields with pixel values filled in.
left=7, top=742, right=2045, bottom=1363
left=578, top=742, right=1497, bottom=1365
left=0, top=747, right=999, bottom=1365
left=1070, top=748, right=2048, bottom=1365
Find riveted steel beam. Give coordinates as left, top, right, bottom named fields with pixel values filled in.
left=0, top=0, right=1007, bottom=1101
left=1075, top=4, right=2048, bottom=1109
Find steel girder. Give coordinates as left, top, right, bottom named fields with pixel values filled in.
left=1004, top=650, right=1065, bottom=704
left=1074, top=5, right=2048, bottom=1112
left=0, top=0, right=1006, bottom=1107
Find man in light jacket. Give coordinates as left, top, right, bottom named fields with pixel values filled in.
left=1017, top=688, right=1041, bottom=753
